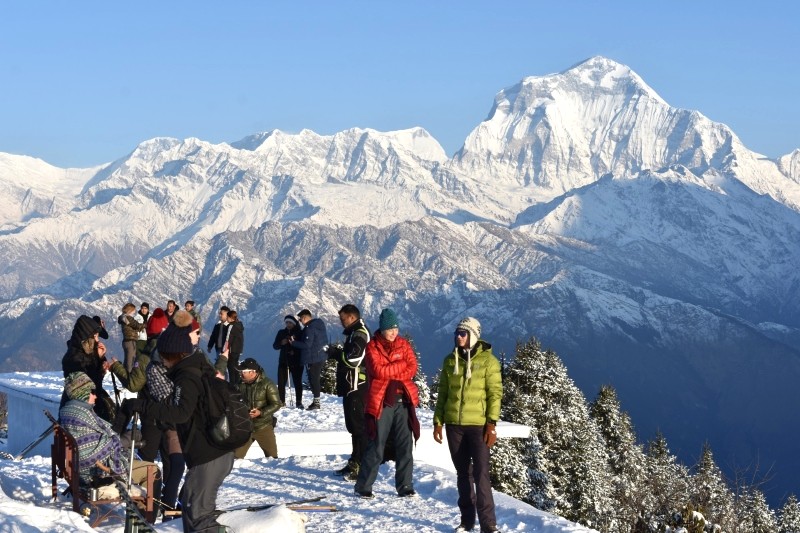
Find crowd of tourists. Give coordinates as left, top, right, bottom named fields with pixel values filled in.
left=58, top=299, right=502, bottom=533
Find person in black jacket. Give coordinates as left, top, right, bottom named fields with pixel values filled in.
left=122, top=312, right=233, bottom=533
left=292, top=309, right=328, bottom=410
left=219, top=310, right=244, bottom=386
left=329, top=304, right=371, bottom=480
left=61, top=315, right=116, bottom=422
left=207, top=305, right=230, bottom=359
left=273, top=315, right=303, bottom=407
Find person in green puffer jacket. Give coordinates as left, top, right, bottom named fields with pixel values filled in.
left=433, top=317, right=502, bottom=533
left=234, top=357, right=282, bottom=459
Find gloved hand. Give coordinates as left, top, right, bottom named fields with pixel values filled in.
left=483, top=422, right=497, bottom=448
left=121, top=398, right=145, bottom=417
left=365, top=414, right=377, bottom=441
left=433, top=424, right=443, bottom=444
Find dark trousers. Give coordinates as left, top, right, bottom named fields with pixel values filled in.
left=446, top=425, right=496, bottom=530
left=122, top=340, right=138, bottom=372
left=306, top=361, right=325, bottom=399
left=226, top=352, right=241, bottom=386
left=180, top=452, right=234, bottom=533
left=355, top=402, right=414, bottom=493
left=138, top=419, right=185, bottom=512
left=277, top=363, right=304, bottom=406
left=343, top=385, right=367, bottom=464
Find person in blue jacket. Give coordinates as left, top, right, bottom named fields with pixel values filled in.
left=291, top=309, right=328, bottom=410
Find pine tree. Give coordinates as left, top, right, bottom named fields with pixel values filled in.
left=320, top=358, right=337, bottom=395
left=690, top=442, right=734, bottom=531
left=589, top=385, right=648, bottom=532
left=406, top=337, right=431, bottom=406
left=642, top=431, right=690, bottom=530
left=497, top=338, right=614, bottom=529
left=429, top=369, right=440, bottom=410
left=735, top=488, right=778, bottom=533
left=779, top=494, right=800, bottom=533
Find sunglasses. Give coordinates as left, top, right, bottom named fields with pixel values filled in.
left=454, top=330, right=468, bottom=338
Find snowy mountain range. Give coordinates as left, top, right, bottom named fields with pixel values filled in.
left=2, top=56, right=799, bottom=502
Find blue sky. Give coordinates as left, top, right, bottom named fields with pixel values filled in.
left=1, top=2, right=798, bottom=168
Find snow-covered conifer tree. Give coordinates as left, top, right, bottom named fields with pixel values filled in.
left=498, top=338, right=614, bottom=529
left=736, top=488, right=778, bottom=532
left=779, top=494, right=800, bottom=533
left=690, top=442, right=734, bottom=530
left=642, top=431, right=690, bottom=530
left=589, top=385, right=648, bottom=532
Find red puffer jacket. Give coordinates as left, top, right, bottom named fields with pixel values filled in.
left=364, top=333, right=419, bottom=419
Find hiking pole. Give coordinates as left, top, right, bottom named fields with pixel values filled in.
left=0, top=413, right=56, bottom=460
left=127, top=411, right=139, bottom=491
left=123, top=410, right=140, bottom=533
left=287, top=366, right=294, bottom=408
left=111, top=373, right=122, bottom=407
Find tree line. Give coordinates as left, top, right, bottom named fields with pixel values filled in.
left=485, top=338, right=800, bottom=532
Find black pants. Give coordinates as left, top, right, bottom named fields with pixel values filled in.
left=446, top=425, right=496, bottom=530
left=277, top=362, right=304, bottom=406
left=227, top=352, right=241, bottom=386
left=343, top=385, right=367, bottom=464
left=306, top=361, right=325, bottom=399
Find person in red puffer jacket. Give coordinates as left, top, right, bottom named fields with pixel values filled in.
left=354, top=308, right=420, bottom=499
left=144, top=307, right=169, bottom=356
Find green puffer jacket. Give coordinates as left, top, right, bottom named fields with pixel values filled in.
left=237, top=373, right=282, bottom=431
left=433, top=340, right=502, bottom=427
left=109, top=352, right=151, bottom=393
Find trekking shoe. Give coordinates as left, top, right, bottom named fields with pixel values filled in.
left=354, top=488, right=374, bottom=499
left=397, top=486, right=416, bottom=497
left=306, top=399, right=321, bottom=410
left=345, top=467, right=360, bottom=482
left=454, top=524, right=475, bottom=532
left=480, top=526, right=499, bottom=533
left=335, top=464, right=352, bottom=476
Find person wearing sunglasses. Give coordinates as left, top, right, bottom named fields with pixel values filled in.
left=432, top=317, right=502, bottom=533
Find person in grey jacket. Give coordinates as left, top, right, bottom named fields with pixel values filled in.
left=291, top=309, right=328, bottom=410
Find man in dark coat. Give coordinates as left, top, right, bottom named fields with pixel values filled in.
left=207, top=306, right=230, bottom=358
left=273, top=315, right=303, bottom=407
left=329, top=304, right=370, bottom=480
left=291, top=309, right=328, bottom=410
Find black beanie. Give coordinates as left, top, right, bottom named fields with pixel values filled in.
left=157, top=321, right=194, bottom=355
left=72, top=315, right=101, bottom=342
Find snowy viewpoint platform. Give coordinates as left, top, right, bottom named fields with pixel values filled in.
left=0, top=372, right=529, bottom=473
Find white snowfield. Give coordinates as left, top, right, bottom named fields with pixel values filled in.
left=0, top=371, right=594, bottom=532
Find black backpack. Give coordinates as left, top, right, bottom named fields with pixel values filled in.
left=201, top=374, right=253, bottom=450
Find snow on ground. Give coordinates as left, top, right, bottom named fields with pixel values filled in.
left=0, top=371, right=596, bottom=532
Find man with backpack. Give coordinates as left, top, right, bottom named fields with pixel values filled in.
left=122, top=310, right=240, bottom=533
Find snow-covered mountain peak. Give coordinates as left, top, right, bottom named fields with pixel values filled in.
left=560, top=56, right=667, bottom=104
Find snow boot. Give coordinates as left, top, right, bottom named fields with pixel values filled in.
left=306, top=399, right=321, bottom=410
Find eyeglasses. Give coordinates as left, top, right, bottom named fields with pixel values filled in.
left=454, top=330, right=468, bottom=338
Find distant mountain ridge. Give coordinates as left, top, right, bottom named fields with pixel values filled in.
left=1, top=56, right=799, bottom=503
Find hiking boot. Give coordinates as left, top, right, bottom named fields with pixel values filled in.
left=345, top=467, right=360, bottom=482
left=335, top=464, right=352, bottom=476
left=454, top=524, right=475, bottom=532
left=306, top=399, right=321, bottom=410
left=397, top=485, right=416, bottom=497
left=354, top=488, right=374, bottom=499
left=480, top=527, right=499, bottom=533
